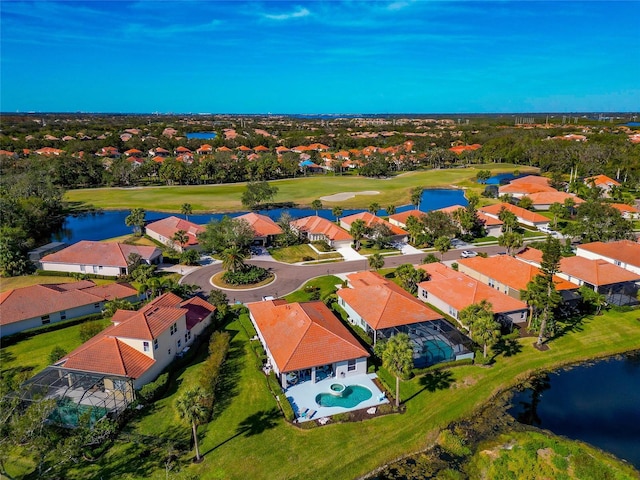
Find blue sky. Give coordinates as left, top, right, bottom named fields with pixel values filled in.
left=1, top=1, right=638, bottom=113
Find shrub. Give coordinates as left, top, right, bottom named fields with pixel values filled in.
left=180, top=249, right=200, bottom=265
left=377, top=403, right=395, bottom=415
left=138, top=372, right=169, bottom=403
left=423, top=253, right=439, bottom=264
left=451, top=262, right=459, bottom=271
left=332, top=412, right=351, bottom=423
left=79, top=320, right=106, bottom=342
left=48, top=346, right=67, bottom=364
left=222, top=265, right=269, bottom=285
left=438, top=430, right=471, bottom=457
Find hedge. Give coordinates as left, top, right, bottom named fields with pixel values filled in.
left=1, top=313, right=104, bottom=348
left=266, top=371, right=295, bottom=422
left=35, top=269, right=117, bottom=281
left=137, top=372, right=169, bottom=403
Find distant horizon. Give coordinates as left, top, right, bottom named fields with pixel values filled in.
left=2, top=1, right=638, bottom=113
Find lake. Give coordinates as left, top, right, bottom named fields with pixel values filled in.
left=52, top=188, right=468, bottom=244
left=508, top=353, right=640, bottom=469
left=185, top=132, right=217, bottom=140
left=482, top=173, right=515, bottom=185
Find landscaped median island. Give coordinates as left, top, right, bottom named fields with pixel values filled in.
left=3, top=301, right=636, bottom=480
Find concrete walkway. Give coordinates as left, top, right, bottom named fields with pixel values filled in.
left=336, top=245, right=366, bottom=261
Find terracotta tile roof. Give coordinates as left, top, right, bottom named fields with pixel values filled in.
left=247, top=300, right=369, bottom=372
left=290, top=216, right=353, bottom=242
left=275, top=146, right=290, bottom=153
left=479, top=203, right=549, bottom=225
left=216, top=146, right=232, bottom=152
left=449, top=144, right=482, bottom=154
left=41, top=241, right=161, bottom=268
left=124, top=149, right=143, bottom=156
left=146, top=216, right=205, bottom=247
left=237, top=145, right=253, bottom=152
left=517, top=247, right=640, bottom=286
left=35, top=147, right=64, bottom=156
left=0, top=281, right=138, bottom=326
left=180, top=296, right=216, bottom=330
left=434, top=205, right=503, bottom=227
left=609, top=203, right=639, bottom=214
left=62, top=334, right=155, bottom=378
left=458, top=255, right=576, bottom=292
left=577, top=240, right=640, bottom=268
left=175, top=146, right=191, bottom=153
left=585, top=174, right=620, bottom=188
left=197, top=144, right=213, bottom=153
left=235, top=212, right=283, bottom=237
left=417, top=263, right=527, bottom=314
left=337, top=271, right=443, bottom=330
left=253, top=145, right=270, bottom=152
left=527, top=192, right=584, bottom=205
left=388, top=209, right=425, bottom=226
left=498, top=182, right=558, bottom=195
left=511, top=175, right=551, bottom=186
left=341, top=212, right=408, bottom=236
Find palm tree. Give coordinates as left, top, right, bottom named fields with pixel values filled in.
left=386, top=205, right=396, bottom=216
left=332, top=206, right=343, bottom=223
left=378, top=334, right=413, bottom=408
left=220, top=246, right=247, bottom=273
left=181, top=203, right=193, bottom=221
left=368, top=202, right=381, bottom=215
left=459, top=300, right=500, bottom=359
left=349, top=219, right=368, bottom=250
left=311, top=199, right=322, bottom=216
left=175, top=387, right=210, bottom=463
left=368, top=253, right=385, bottom=271
left=125, top=208, right=146, bottom=236
left=434, top=236, right=451, bottom=260
left=410, top=187, right=423, bottom=209
left=172, top=230, right=189, bottom=251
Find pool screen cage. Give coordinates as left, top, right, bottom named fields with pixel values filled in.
left=377, top=319, right=474, bottom=368
left=11, top=366, right=134, bottom=428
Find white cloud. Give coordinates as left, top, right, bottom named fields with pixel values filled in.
left=263, top=6, right=311, bottom=21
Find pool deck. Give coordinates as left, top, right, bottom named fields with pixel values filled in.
left=285, top=373, right=389, bottom=423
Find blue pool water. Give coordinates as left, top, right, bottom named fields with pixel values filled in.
left=422, top=339, right=455, bottom=364
left=185, top=131, right=217, bottom=139
left=315, top=385, right=373, bottom=408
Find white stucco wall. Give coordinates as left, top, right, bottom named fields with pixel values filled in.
left=1, top=303, right=105, bottom=338
left=417, top=286, right=457, bottom=319
left=333, top=357, right=368, bottom=379
left=41, top=262, right=124, bottom=277
left=576, top=248, right=640, bottom=275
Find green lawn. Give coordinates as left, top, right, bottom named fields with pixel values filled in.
left=19, top=305, right=638, bottom=480
left=0, top=275, right=114, bottom=293
left=64, top=165, right=531, bottom=213
left=268, top=244, right=342, bottom=263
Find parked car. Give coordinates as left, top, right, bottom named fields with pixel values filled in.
left=460, top=250, right=478, bottom=258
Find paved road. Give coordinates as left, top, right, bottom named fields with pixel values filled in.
left=183, top=245, right=507, bottom=304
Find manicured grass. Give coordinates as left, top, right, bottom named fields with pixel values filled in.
left=283, top=275, right=342, bottom=303
left=39, top=305, right=640, bottom=480
left=1, top=318, right=112, bottom=378
left=268, top=244, right=342, bottom=263
left=102, top=234, right=158, bottom=246
left=0, top=275, right=113, bottom=292
left=64, top=165, right=531, bottom=213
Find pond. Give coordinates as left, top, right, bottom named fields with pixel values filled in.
left=52, top=188, right=468, bottom=244
left=508, top=353, right=640, bottom=469
left=185, top=132, right=217, bottom=140
left=481, top=173, right=515, bottom=185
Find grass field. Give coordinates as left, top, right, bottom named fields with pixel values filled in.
left=64, top=165, right=533, bottom=213
left=8, top=303, right=634, bottom=480
left=0, top=275, right=113, bottom=292
left=268, top=244, right=342, bottom=263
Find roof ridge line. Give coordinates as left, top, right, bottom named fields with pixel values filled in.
left=113, top=338, right=128, bottom=375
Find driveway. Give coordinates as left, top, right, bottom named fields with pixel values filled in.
left=336, top=245, right=366, bottom=261
left=182, top=244, right=507, bottom=304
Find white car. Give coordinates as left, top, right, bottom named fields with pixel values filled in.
left=460, top=250, right=478, bottom=258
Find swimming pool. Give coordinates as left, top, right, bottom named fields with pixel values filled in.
left=315, top=385, right=372, bottom=408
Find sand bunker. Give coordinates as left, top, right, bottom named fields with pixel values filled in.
left=320, top=191, right=380, bottom=202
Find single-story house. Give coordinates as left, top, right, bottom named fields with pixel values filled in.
left=337, top=271, right=473, bottom=367
left=584, top=174, right=620, bottom=197
left=417, top=263, right=528, bottom=329
left=609, top=203, right=640, bottom=220
left=457, top=255, right=577, bottom=302
left=56, top=292, right=215, bottom=389
left=235, top=212, right=283, bottom=246
left=479, top=202, right=550, bottom=229
left=436, top=205, right=504, bottom=238
left=247, top=299, right=369, bottom=389
left=498, top=175, right=557, bottom=198
left=290, top=215, right=353, bottom=248
left=40, top=241, right=163, bottom=277
left=0, top=281, right=140, bottom=338
left=388, top=209, right=425, bottom=229
left=524, top=192, right=584, bottom=211
left=517, top=247, right=640, bottom=306
left=576, top=240, right=640, bottom=276
left=340, top=212, right=408, bottom=243
left=146, top=216, right=205, bottom=252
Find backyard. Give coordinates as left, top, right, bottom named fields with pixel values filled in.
left=5, top=303, right=638, bottom=479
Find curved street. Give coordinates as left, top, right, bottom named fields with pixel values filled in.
left=183, top=245, right=507, bottom=303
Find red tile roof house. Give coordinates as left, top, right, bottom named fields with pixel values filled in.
left=336, top=271, right=473, bottom=367
left=340, top=212, right=409, bottom=243
left=290, top=215, right=353, bottom=249
left=457, top=255, right=578, bottom=303
left=40, top=241, right=163, bottom=277
left=388, top=209, right=426, bottom=229
left=235, top=212, right=283, bottom=246
left=26, top=293, right=216, bottom=423
left=517, top=247, right=640, bottom=306
left=576, top=240, right=640, bottom=276
left=247, top=299, right=369, bottom=390
left=524, top=192, right=584, bottom=211
left=584, top=174, right=620, bottom=197
left=0, top=281, right=139, bottom=338
left=417, top=263, right=528, bottom=330
left=609, top=203, right=640, bottom=220
left=479, top=202, right=550, bottom=229
left=436, top=205, right=504, bottom=238
left=146, top=216, right=205, bottom=253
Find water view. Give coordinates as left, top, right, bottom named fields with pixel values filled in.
left=508, top=353, right=640, bottom=469
left=53, top=188, right=468, bottom=244
left=185, top=132, right=218, bottom=139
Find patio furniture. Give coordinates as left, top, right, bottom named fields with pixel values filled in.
left=307, top=409, right=316, bottom=419
left=298, top=408, right=309, bottom=418
left=377, top=393, right=386, bottom=402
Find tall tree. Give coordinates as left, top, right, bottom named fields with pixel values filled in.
left=175, top=387, right=210, bottom=463
left=405, top=215, right=425, bottom=246
left=220, top=246, right=248, bottom=273
left=311, top=199, right=322, bottom=216
left=368, top=202, right=381, bottom=215
left=535, top=235, right=563, bottom=347
left=498, top=231, right=524, bottom=256
left=434, top=236, right=451, bottom=260
left=498, top=208, right=518, bottom=234
left=386, top=205, right=396, bottom=216
left=377, top=334, right=413, bottom=408
left=368, top=253, right=385, bottom=271
left=181, top=203, right=193, bottom=221
left=410, top=187, right=423, bottom=209
left=172, top=230, right=189, bottom=250
left=241, top=180, right=278, bottom=210
left=199, top=216, right=255, bottom=253
left=349, top=219, right=368, bottom=250
left=459, top=301, right=500, bottom=359
left=332, top=206, right=343, bottom=223
left=548, top=202, right=566, bottom=229
left=395, top=263, right=427, bottom=294
left=125, top=208, right=146, bottom=236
